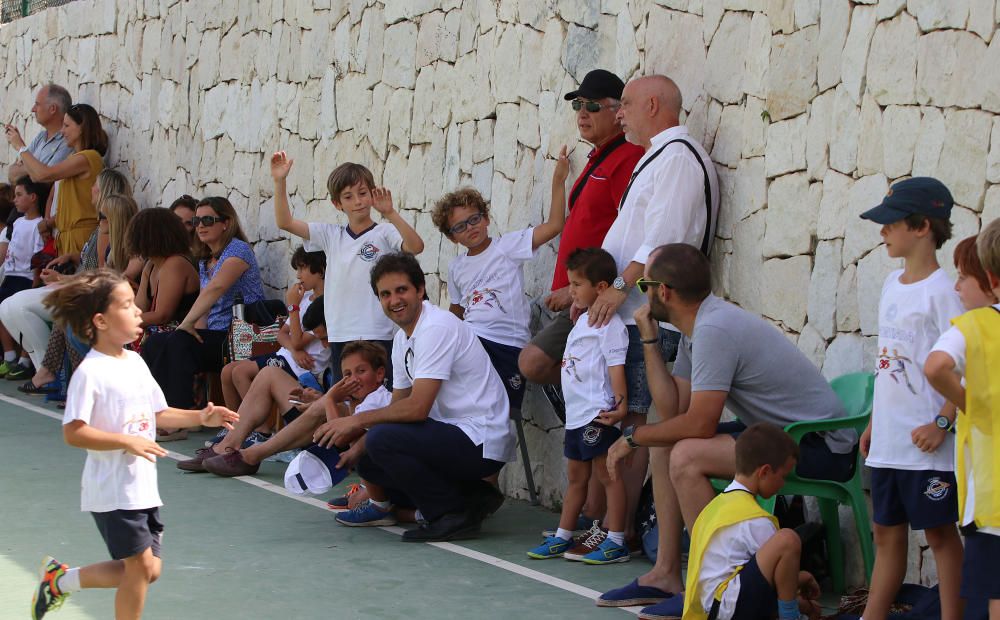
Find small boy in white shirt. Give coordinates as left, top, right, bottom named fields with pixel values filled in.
left=270, top=151, right=424, bottom=384
left=31, top=269, right=237, bottom=620
left=432, top=186, right=565, bottom=410
left=858, top=177, right=965, bottom=620
left=527, top=248, right=629, bottom=565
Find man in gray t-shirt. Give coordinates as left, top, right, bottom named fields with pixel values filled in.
left=598, top=243, right=856, bottom=611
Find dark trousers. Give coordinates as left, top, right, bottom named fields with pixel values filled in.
left=141, top=328, right=227, bottom=409
left=357, top=418, right=504, bottom=522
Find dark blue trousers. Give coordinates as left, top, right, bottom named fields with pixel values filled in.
left=357, top=418, right=504, bottom=522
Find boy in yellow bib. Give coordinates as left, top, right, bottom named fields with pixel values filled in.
left=682, top=423, right=820, bottom=620
left=926, top=218, right=1000, bottom=620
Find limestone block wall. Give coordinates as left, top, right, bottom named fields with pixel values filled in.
left=4, top=0, right=1000, bottom=587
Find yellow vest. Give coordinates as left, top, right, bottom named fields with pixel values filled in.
left=682, top=490, right=778, bottom=620
left=953, top=306, right=1000, bottom=528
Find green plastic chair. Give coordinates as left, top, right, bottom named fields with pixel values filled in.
left=710, top=372, right=875, bottom=593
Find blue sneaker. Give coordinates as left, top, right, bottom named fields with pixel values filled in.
left=597, top=578, right=676, bottom=607
left=335, top=500, right=397, bottom=527
left=581, top=538, right=630, bottom=565
left=243, top=431, right=271, bottom=448
left=638, top=593, right=685, bottom=620
left=526, top=535, right=572, bottom=559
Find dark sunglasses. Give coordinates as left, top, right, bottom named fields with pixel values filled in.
left=189, top=215, right=227, bottom=227
left=448, top=212, right=484, bottom=235
left=571, top=99, right=619, bottom=113
left=635, top=277, right=672, bottom=294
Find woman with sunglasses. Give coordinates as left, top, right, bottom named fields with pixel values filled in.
left=4, top=103, right=108, bottom=256
left=141, top=197, right=265, bottom=410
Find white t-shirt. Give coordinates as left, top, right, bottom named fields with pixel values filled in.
left=392, top=301, right=516, bottom=462
left=353, top=385, right=392, bottom=415
left=278, top=291, right=332, bottom=378
left=2, top=215, right=44, bottom=279
left=447, top=229, right=536, bottom=347
left=868, top=269, right=964, bottom=471
left=697, top=482, right=778, bottom=620
left=562, top=310, right=629, bottom=430
left=62, top=349, right=168, bottom=513
left=304, top=221, right=403, bottom=341
left=930, top=306, right=1000, bottom=536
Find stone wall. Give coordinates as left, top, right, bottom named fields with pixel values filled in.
left=4, top=0, right=1000, bottom=587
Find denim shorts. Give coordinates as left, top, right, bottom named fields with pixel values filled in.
left=625, top=325, right=680, bottom=415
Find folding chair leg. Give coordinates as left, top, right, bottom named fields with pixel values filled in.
left=511, top=412, right=539, bottom=505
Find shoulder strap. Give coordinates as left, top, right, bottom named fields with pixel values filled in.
left=568, top=134, right=628, bottom=210
left=616, top=142, right=671, bottom=213
left=664, top=138, right=714, bottom=257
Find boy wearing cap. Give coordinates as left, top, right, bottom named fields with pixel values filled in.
left=858, top=177, right=965, bottom=620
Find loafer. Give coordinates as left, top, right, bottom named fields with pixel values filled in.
left=203, top=449, right=260, bottom=477
left=401, top=511, right=481, bottom=542
left=639, top=593, right=685, bottom=620
left=462, top=480, right=504, bottom=521
left=177, top=447, right=218, bottom=472
left=596, top=579, right=676, bottom=608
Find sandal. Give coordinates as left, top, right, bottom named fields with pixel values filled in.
left=156, top=428, right=189, bottom=442
left=18, top=380, right=56, bottom=395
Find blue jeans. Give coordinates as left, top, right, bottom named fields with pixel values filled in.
left=624, top=325, right=680, bottom=415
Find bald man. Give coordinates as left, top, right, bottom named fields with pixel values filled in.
left=584, top=74, right=720, bottom=558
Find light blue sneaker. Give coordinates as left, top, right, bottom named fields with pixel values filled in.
left=526, top=535, right=573, bottom=559
left=335, top=500, right=397, bottom=527
left=581, top=538, right=630, bottom=565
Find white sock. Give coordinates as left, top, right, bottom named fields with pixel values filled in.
left=555, top=528, right=574, bottom=541
left=3, top=351, right=15, bottom=362
left=413, top=509, right=424, bottom=522
left=607, top=531, right=625, bottom=545
left=370, top=499, right=391, bottom=511
left=59, top=567, right=81, bottom=593
left=19, top=356, right=30, bottom=367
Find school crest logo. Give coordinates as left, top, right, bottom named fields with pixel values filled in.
left=508, top=374, right=522, bottom=391
left=924, top=476, right=951, bottom=501
left=358, top=242, right=380, bottom=262
left=583, top=425, right=603, bottom=446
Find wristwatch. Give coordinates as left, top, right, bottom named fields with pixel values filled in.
left=623, top=425, right=639, bottom=449
left=17, top=145, right=28, bottom=157
left=612, top=276, right=627, bottom=291
left=287, top=304, right=300, bottom=313
left=934, top=414, right=955, bottom=433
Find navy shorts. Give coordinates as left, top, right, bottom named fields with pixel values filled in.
left=961, top=528, right=1000, bottom=600
left=91, top=507, right=163, bottom=560
left=479, top=337, right=525, bottom=410
left=329, top=339, right=393, bottom=389
left=625, top=325, right=680, bottom=415
left=253, top=352, right=296, bottom=378
left=564, top=422, right=622, bottom=461
left=870, top=468, right=958, bottom=529
left=724, top=555, right=777, bottom=620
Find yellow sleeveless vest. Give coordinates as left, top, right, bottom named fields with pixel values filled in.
left=953, top=307, right=1000, bottom=528
left=682, top=490, right=778, bottom=620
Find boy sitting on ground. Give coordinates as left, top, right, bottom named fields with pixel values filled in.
left=683, top=423, right=820, bottom=620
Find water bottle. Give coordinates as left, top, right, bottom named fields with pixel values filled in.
left=232, top=291, right=245, bottom=322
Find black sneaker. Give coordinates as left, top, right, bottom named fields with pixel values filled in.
left=401, top=511, right=481, bottom=542
left=6, top=362, right=33, bottom=381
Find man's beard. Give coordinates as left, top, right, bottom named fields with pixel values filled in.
left=650, top=296, right=671, bottom=324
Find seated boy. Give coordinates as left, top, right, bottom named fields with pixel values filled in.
left=925, top=219, right=1000, bottom=620
left=683, top=422, right=820, bottom=620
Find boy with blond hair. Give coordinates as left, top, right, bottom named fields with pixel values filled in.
left=858, top=177, right=965, bottom=620
left=925, top=218, right=1000, bottom=620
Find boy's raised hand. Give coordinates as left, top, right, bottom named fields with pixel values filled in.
left=328, top=375, right=362, bottom=402
left=553, top=145, right=571, bottom=186
left=123, top=435, right=167, bottom=462
left=199, top=402, right=239, bottom=429
left=371, top=187, right=395, bottom=216
left=270, top=150, right=294, bottom=180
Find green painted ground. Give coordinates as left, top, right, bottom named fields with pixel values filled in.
left=0, top=384, right=653, bottom=620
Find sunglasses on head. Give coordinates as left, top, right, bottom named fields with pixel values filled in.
left=189, top=215, right=227, bottom=227
left=448, top=212, right=484, bottom=235
left=571, top=99, right=619, bottom=113
left=635, top=277, right=673, bottom=294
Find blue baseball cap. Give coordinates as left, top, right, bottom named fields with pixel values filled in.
left=859, top=177, right=954, bottom=224
left=284, top=443, right=349, bottom=496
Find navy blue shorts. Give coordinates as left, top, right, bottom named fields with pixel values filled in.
left=961, top=528, right=1000, bottom=600
left=727, top=555, right=777, bottom=620
left=870, top=468, right=958, bottom=529
left=625, top=326, right=680, bottom=415
left=478, top=337, right=525, bottom=410
left=253, top=352, right=296, bottom=378
left=329, top=339, right=393, bottom=389
left=564, top=422, right=622, bottom=461
left=91, top=508, right=163, bottom=560
left=717, top=420, right=747, bottom=438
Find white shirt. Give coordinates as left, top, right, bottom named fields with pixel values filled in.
left=277, top=292, right=332, bottom=378
left=2, top=215, right=44, bottom=279
left=392, top=302, right=516, bottom=462
left=697, top=481, right=778, bottom=620
left=447, top=229, right=536, bottom=347
left=868, top=269, right=965, bottom=471
left=562, top=311, right=629, bottom=430
left=930, top=307, right=1000, bottom=536
left=353, top=385, right=392, bottom=415
left=63, top=350, right=168, bottom=513
left=602, top=125, right=719, bottom=325
left=304, top=222, right=403, bottom=341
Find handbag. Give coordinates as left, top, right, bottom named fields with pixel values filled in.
left=227, top=315, right=285, bottom=361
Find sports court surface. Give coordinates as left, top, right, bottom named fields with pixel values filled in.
left=0, top=382, right=654, bottom=619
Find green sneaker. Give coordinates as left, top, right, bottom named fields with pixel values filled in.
left=526, top=535, right=573, bottom=559
left=0, top=360, right=11, bottom=378
left=6, top=362, right=33, bottom=381
left=31, top=555, right=70, bottom=619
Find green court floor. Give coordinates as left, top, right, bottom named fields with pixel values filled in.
left=0, top=384, right=653, bottom=619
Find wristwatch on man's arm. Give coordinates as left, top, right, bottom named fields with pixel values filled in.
left=623, top=425, right=639, bottom=449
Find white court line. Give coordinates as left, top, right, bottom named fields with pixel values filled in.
left=3, top=392, right=644, bottom=615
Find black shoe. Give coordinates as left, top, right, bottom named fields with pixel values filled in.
left=541, top=384, right=566, bottom=423
left=401, top=511, right=481, bottom=542
left=462, top=480, right=505, bottom=521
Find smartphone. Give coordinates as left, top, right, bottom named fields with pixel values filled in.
left=288, top=398, right=306, bottom=406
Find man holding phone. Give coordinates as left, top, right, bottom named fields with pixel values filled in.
left=5, top=84, right=74, bottom=184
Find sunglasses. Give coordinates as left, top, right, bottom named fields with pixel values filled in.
left=571, top=99, right=619, bottom=113
left=189, top=215, right=227, bottom=227
left=635, top=277, right=672, bottom=294
left=448, top=212, right=484, bottom=235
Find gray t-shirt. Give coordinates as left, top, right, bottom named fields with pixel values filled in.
left=27, top=129, right=73, bottom=166
left=673, top=295, right=854, bottom=453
